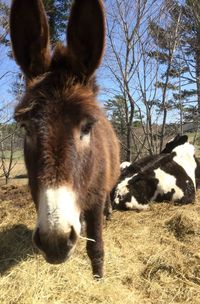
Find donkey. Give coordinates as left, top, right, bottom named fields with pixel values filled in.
left=10, top=0, right=120, bottom=278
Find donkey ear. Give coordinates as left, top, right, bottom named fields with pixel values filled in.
left=10, top=0, right=50, bottom=80
left=67, top=0, right=105, bottom=79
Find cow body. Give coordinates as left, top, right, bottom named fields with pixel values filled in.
left=113, top=138, right=198, bottom=210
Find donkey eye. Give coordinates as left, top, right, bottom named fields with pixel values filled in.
left=80, top=123, right=93, bottom=138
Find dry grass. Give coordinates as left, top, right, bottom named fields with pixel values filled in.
left=1, top=184, right=200, bottom=304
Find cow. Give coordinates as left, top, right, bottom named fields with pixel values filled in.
left=113, top=135, right=199, bottom=210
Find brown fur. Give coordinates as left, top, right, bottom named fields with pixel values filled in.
left=10, top=0, right=120, bottom=278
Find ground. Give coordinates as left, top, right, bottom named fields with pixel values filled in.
left=0, top=181, right=200, bottom=304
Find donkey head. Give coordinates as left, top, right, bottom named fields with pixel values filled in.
left=10, top=0, right=105, bottom=264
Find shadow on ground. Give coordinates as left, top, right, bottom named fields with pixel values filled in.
left=0, top=224, right=33, bottom=275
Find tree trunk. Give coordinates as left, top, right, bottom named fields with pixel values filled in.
left=195, top=45, right=200, bottom=115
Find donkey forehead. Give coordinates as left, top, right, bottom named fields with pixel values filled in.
left=15, top=77, right=100, bottom=124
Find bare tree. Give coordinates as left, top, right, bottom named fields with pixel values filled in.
left=104, top=0, right=159, bottom=160
left=103, top=0, right=192, bottom=160
left=0, top=131, right=17, bottom=184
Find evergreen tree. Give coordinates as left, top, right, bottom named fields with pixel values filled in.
left=0, top=1, right=9, bottom=46
left=105, top=95, right=142, bottom=161
left=148, top=14, right=180, bottom=150
left=149, top=0, right=200, bottom=130
left=43, top=0, right=72, bottom=44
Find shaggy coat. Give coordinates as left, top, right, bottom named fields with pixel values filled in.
left=113, top=135, right=199, bottom=210
left=10, top=0, right=120, bottom=278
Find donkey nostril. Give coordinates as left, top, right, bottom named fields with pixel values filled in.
left=69, top=226, right=77, bottom=244
left=33, top=228, right=43, bottom=250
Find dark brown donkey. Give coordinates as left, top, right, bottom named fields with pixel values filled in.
left=10, top=0, right=120, bottom=278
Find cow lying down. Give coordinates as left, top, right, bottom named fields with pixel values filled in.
left=113, top=135, right=200, bottom=211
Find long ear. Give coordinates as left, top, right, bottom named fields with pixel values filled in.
left=10, top=0, right=50, bottom=79
left=67, top=0, right=105, bottom=79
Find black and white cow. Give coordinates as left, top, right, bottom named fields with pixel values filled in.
left=113, top=135, right=200, bottom=210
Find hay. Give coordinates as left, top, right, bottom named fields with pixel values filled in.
left=1, top=184, right=200, bottom=303
left=165, top=211, right=200, bottom=241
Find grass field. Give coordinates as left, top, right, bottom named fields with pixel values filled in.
left=0, top=183, right=200, bottom=304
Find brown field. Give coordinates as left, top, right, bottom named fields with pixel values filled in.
left=0, top=181, right=200, bottom=304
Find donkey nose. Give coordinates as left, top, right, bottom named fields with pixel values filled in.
left=33, top=227, right=77, bottom=250
left=33, top=226, right=78, bottom=264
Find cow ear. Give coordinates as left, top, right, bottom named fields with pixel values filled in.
left=161, top=134, right=188, bottom=154
left=10, top=0, right=50, bottom=80
left=67, top=0, right=105, bottom=79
